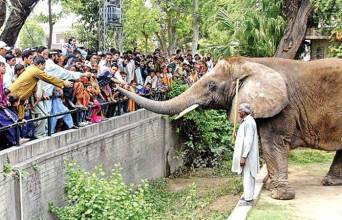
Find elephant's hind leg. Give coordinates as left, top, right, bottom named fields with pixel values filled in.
left=322, top=150, right=342, bottom=186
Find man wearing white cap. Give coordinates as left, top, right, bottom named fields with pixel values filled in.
left=0, top=41, right=11, bottom=63
left=232, top=103, right=260, bottom=206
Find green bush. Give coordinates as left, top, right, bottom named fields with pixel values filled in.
left=169, top=79, right=235, bottom=168
left=49, top=163, right=232, bottom=220
left=49, top=163, right=155, bottom=220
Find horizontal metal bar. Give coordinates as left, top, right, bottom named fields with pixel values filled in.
left=0, top=100, right=120, bottom=133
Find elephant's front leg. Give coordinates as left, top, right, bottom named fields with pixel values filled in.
left=260, top=132, right=295, bottom=200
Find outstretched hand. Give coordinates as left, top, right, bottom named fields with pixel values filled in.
left=63, top=80, right=74, bottom=88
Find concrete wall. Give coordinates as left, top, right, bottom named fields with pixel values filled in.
left=0, top=110, right=182, bottom=220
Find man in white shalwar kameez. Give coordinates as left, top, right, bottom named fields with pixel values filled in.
left=232, top=103, right=260, bottom=206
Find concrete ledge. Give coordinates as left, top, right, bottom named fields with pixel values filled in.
left=0, top=109, right=156, bottom=173
left=0, top=109, right=183, bottom=220
left=228, top=166, right=268, bottom=220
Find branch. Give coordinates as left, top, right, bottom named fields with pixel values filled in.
left=275, top=0, right=313, bottom=59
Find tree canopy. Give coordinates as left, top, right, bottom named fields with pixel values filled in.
left=1, top=0, right=341, bottom=58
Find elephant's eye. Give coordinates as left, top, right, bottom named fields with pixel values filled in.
left=208, top=81, right=217, bottom=92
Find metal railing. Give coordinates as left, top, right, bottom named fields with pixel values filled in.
left=0, top=100, right=124, bottom=146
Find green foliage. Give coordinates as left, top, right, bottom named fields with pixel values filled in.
left=312, top=0, right=342, bottom=57
left=124, top=0, right=161, bottom=52
left=202, top=0, right=286, bottom=58
left=166, top=79, right=190, bottom=98
left=3, top=163, right=12, bottom=174
left=19, top=19, right=46, bottom=49
left=49, top=163, right=240, bottom=220
left=64, top=23, right=99, bottom=50
left=49, top=163, right=155, bottom=220
left=289, top=149, right=333, bottom=165
left=61, top=0, right=101, bottom=49
left=169, top=80, right=234, bottom=168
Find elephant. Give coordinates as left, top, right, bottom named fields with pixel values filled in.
left=117, top=57, right=342, bottom=200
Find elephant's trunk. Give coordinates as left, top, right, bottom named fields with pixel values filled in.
left=117, top=85, right=200, bottom=115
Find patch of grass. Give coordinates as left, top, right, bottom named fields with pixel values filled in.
left=249, top=200, right=298, bottom=220
left=146, top=168, right=242, bottom=219
left=248, top=202, right=298, bottom=220
left=289, top=149, right=334, bottom=165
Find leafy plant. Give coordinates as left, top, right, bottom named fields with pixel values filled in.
left=169, top=79, right=234, bottom=168
left=311, top=0, right=342, bottom=58
left=19, top=19, right=46, bottom=49
left=3, top=163, right=12, bottom=174
left=206, top=0, right=286, bottom=58
left=49, top=163, right=155, bottom=220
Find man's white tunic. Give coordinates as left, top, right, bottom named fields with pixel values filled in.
left=232, top=114, right=260, bottom=177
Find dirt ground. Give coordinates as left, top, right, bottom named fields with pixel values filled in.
left=250, top=162, right=342, bottom=220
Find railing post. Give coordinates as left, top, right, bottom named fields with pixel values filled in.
left=118, top=101, right=121, bottom=116
left=75, top=109, right=80, bottom=127
left=47, top=116, right=52, bottom=136
left=15, top=125, right=20, bottom=146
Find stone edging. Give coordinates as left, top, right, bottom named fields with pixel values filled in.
left=227, top=165, right=268, bottom=220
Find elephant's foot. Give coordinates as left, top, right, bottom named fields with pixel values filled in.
left=322, top=175, right=342, bottom=186
left=271, top=186, right=295, bottom=200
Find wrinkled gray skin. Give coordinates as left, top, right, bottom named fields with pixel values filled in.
left=118, top=57, right=342, bottom=200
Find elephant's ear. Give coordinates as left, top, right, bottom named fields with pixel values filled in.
left=229, top=61, right=289, bottom=120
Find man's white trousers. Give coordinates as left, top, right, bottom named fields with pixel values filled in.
left=242, top=166, right=255, bottom=201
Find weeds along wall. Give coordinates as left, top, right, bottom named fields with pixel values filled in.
left=0, top=109, right=182, bottom=220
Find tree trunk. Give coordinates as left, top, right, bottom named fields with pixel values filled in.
left=191, top=0, right=199, bottom=55
left=0, top=0, right=39, bottom=46
left=143, top=33, right=148, bottom=53
left=48, top=0, right=53, bottom=49
left=0, top=0, right=6, bottom=29
left=275, top=0, right=313, bottom=59
left=155, top=31, right=166, bottom=53
left=167, top=16, right=177, bottom=55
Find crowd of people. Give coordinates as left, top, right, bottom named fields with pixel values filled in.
left=0, top=38, right=215, bottom=149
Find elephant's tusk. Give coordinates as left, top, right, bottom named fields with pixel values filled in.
left=175, top=104, right=199, bottom=119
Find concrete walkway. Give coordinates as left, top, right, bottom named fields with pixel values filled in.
left=249, top=162, right=342, bottom=220
left=228, top=166, right=267, bottom=220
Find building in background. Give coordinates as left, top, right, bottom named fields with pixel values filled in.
left=40, top=15, right=77, bottom=49
left=305, top=28, right=331, bottom=60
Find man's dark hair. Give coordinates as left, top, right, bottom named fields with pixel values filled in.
left=106, top=52, right=113, bottom=56
left=5, top=53, right=15, bottom=62
left=109, top=48, right=117, bottom=53
left=14, top=64, right=25, bottom=75
left=8, top=94, right=19, bottom=104
left=73, top=57, right=82, bottom=63
left=68, top=37, right=75, bottom=44
left=33, top=55, right=46, bottom=66
left=113, top=50, right=120, bottom=56
left=37, top=46, right=47, bottom=54
left=22, top=50, right=33, bottom=60
left=111, top=63, right=118, bottom=68
left=90, top=68, right=98, bottom=74
left=73, top=49, right=81, bottom=55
